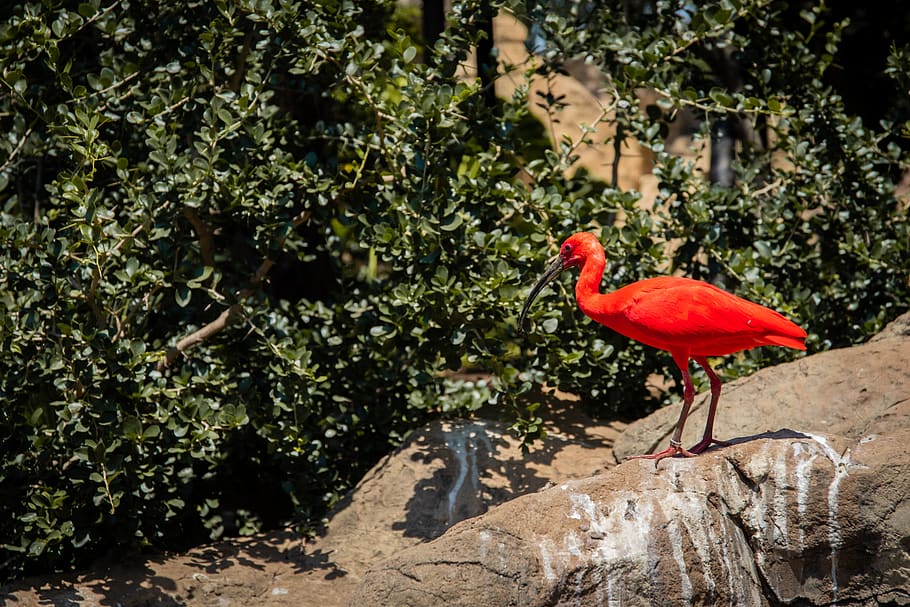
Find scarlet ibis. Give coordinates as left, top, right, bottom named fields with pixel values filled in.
left=519, top=232, right=807, bottom=462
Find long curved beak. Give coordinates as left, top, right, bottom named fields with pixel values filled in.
left=519, top=255, right=567, bottom=333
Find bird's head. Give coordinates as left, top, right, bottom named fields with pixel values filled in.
left=519, top=232, right=600, bottom=333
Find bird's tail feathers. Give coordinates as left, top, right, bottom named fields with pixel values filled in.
left=763, top=333, right=807, bottom=351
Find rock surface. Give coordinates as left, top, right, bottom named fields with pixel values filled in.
left=351, top=429, right=910, bottom=606
left=287, top=408, right=622, bottom=607
left=349, top=313, right=910, bottom=606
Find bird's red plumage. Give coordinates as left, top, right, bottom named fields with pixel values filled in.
left=564, top=233, right=807, bottom=358
left=521, top=231, right=808, bottom=462
left=582, top=276, right=807, bottom=357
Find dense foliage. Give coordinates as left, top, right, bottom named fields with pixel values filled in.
left=1, top=0, right=907, bottom=579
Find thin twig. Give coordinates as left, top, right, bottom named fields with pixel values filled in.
left=100, top=461, right=117, bottom=514
left=749, top=178, right=783, bottom=198
left=85, top=70, right=140, bottom=104
left=0, top=124, right=35, bottom=174
left=160, top=303, right=242, bottom=371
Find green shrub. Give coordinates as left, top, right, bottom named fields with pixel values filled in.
left=517, top=0, right=909, bottom=381
left=0, top=0, right=907, bottom=580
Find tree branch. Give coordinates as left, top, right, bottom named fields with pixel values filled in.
left=158, top=209, right=313, bottom=371
left=182, top=207, right=216, bottom=266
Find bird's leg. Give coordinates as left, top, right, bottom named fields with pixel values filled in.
left=688, top=357, right=730, bottom=454
left=627, top=357, right=698, bottom=463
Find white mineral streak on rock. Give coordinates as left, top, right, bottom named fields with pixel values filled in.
left=792, top=441, right=818, bottom=549
left=565, top=529, right=584, bottom=558
left=773, top=446, right=790, bottom=548
left=745, top=441, right=773, bottom=546
left=536, top=491, right=657, bottom=599
left=443, top=422, right=492, bottom=524
left=720, top=516, right=764, bottom=605
left=567, top=491, right=596, bottom=522
left=479, top=529, right=490, bottom=561
left=539, top=537, right=558, bottom=583
left=659, top=459, right=767, bottom=604
left=802, top=432, right=863, bottom=604
left=666, top=518, right=693, bottom=602
left=663, top=491, right=716, bottom=595
left=717, top=459, right=748, bottom=512
left=709, top=511, right=738, bottom=602
left=605, top=573, right=621, bottom=607
left=579, top=492, right=655, bottom=564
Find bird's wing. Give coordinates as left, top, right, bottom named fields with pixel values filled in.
left=616, top=278, right=804, bottom=354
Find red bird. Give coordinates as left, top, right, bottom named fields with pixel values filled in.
left=519, top=232, right=807, bottom=462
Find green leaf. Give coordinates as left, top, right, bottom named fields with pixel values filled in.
left=130, top=340, right=146, bottom=357
left=123, top=417, right=142, bottom=438
left=440, top=214, right=463, bottom=231
left=541, top=318, right=559, bottom=333
left=125, top=257, right=139, bottom=278
left=709, top=88, right=735, bottom=108
left=754, top=240, right=772, bottom=260
left=175, top=286, right=191, bottom=307
left=186, top=265, right=213, bottom=288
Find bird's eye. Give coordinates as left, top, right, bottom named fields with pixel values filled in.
left=562, top=244, right=572, bottom=255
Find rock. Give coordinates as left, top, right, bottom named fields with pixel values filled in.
left=293, top=410, right=621, bottom=606
left=613, top=311, right=910, bottom=460
left=350, top=429, right=910, bottom=606
left=869, top=310, right=910, bottom=343
left=350, top=312, right=910, bottom=606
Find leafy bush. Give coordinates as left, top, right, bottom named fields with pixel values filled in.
left=0, top=0, right=907, bottom=580
left=518, top=0, right=909, bottom=377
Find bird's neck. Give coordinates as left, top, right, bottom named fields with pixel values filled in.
left=573, top=250, right=629, bottom=328
left=574, top=250, right=616, bottom=313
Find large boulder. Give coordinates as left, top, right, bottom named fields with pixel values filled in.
left=350, top=429, right=910, bottom=606
left=350, top=312, right=910, bottom=606
left=290, top=413, right=620, bottom=606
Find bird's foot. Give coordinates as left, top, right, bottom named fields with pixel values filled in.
left=688, top=437, right=730, bottom=454
left=626, top=443, right=697, bottom=464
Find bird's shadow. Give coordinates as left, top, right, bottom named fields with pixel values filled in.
left=723, top=428, right=813, bottom=446
left=686, top=427, right=846, bottom=461
left=641, top=428, right=832, bottom=470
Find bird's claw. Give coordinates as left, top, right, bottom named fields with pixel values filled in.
left=627, top=437, right=731, bottom=466
left=626, top=444, right=698, bottom=465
